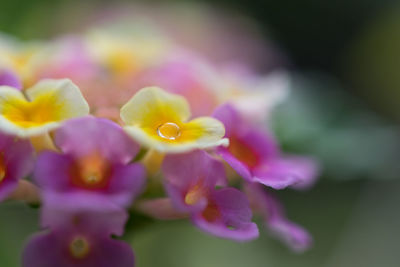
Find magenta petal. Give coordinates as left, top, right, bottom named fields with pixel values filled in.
left=285, top=156, right=320, bottom=190
left=164, top=182, right=208, bottom=213
left=268, top=217, right=313, bottom=253
left=213, top=103, right=241, bottom=137
left=41, top=192, right=127, bottom=236
left=107, top=163, right=146, bottom=206
left=34, top=152, right=73, bottom=191
left=55, top=117, right=139, bottom=164
left=163, top=150, right=225, bottom=188
left=218, top=148, right=253, bottom=182
left=0, top=179, right=18, bottom=201
left=192, top=188, right=259, bottom=242
left=0, top=133, right=34, bottom=201
left=22, top=232, right=64, bottom=267
left=252, top=158, right=312, bottom=189
left=246, top=183, right=312, bottom=252
left=22, top=232, right=134, bottom=267
left=0, top=69, right=22, bottom=90
left=163, top=150, right=226, bottom=212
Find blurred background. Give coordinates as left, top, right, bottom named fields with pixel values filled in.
left=1, top=0, right=400, bottom=266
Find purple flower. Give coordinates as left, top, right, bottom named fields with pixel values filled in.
left=245, top=183, right=312, bottom=252
left=22, top=203, right=134, bottom=267
left=163, top=150, right=259, bottom=241
left=34, top=116, right=145, bottom=208
left=0, top=131, right=34, bottom=201
left=213, top=104, right=319, bottom=190
left=0, top=68, right=22, bottom=90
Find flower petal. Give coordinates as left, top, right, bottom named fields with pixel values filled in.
left=0, top=79, right=89, bottom=137
left=163, top=150, right=226, bottom=212
left=124, top=117, right=228, bottom=153
left=192, top=188, right=259, bottom=242
left=120, top=86, right=190, bottom=127
left=252, top=157, right=318, bottom=190
left=0, top=68, right=22, bottom=89
left=55, top=116, right=139, bottom=164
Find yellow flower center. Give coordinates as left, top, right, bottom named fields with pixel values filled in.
left=184, top=184, right=204, bottom=205
left=71, top=153, right=110, bottom=189
left=69, top=236, right=90, bottom=259
left=157, top=122, right=181, bottom=140
left=2, top=94, right=57, bottom=128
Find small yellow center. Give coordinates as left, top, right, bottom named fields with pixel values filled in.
left=78, top=153, right=108, bottom=187
left=69, top=236, right=90, bottom=259
left=157, top=122, right=181, bottom=140
left=184, top=184, right=205, bottom=205
left=81, top=173, right=102, bottom=185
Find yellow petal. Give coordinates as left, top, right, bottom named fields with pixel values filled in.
left=0, top=79, right=89, bottom=137
left=123, top=117, right=228, bottom=153
left=120, top=86, right=191, bottom=128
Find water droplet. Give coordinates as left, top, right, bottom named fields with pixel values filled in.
left=157, top=122, right=181, bottom=140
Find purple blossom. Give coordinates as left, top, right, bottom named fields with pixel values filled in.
left=0, top=131, right=34, bottom=201
left=22, top=203, right=134, bottom=267
left=0, top=68, right=22, bottom=90
left=34, top=116, right=146, bottom=208
left=163, top=150, right=259, bottom=241
left=245, top=183, right=312, bottom=252
left=213, top=103, right=319, bottom=190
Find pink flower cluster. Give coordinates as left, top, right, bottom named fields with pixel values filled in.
left=0, top=19, right=319, bottom=267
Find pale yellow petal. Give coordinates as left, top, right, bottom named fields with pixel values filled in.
left=123, top=117, right=228, bottom=153
left=0, top=79, right=89, bottom=137
left=26, top=79, right=90, bottom=119
left=181, top=117, right=228, bottom=148
left=120, top=86, right=191, bottom=128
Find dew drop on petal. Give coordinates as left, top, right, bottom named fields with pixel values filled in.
left=157, top=122, right=181, bottom=140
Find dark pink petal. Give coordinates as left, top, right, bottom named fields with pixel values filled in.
left=22, top=232, right=134, bottom=267
left=213, top=103, right=241, bottom=137
left=285, top=156, right=320, bottom=190
left=0, top=179, right=18, bottom=201
left=163, top=150, right=226, bottom=213
left=34, top=152, right=73, bottom=191
left=218, top=149, right=252, bottom=182
left=0, top=69, right=22, bottom=90
left=245, top=183, right=312, bottom=252
left=268, top=217, right=312, bottom=253
left=41, top=198, right=127, bottom=236
left=0, top=133, right=34, bottom=201
left=55, top=117, right=139, bottom=164
left=164, top=182, right=208, bottom=213
left=252, top=156, right=319, bottom=190
left=107, top=163, right=146, bottom=206
left=192, top=188, right=259, bottom=242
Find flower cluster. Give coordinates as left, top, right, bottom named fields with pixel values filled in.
left=0, top=21, right=319, bottom=267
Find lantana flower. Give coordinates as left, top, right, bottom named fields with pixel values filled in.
left=245, top=183, right=312, bottom=252
left=162, top=150, right=259, bottom=241
left=214, top=103, right=318, bottom=190
left=23, top=203, right=134, bottom=267
left=121, top=86, right=228, bottom=153
left=0, top=131, right=34, bottom=201
left=34, top=116, right=145, bottom=207
left=0, top=79, right=89, bottom=138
